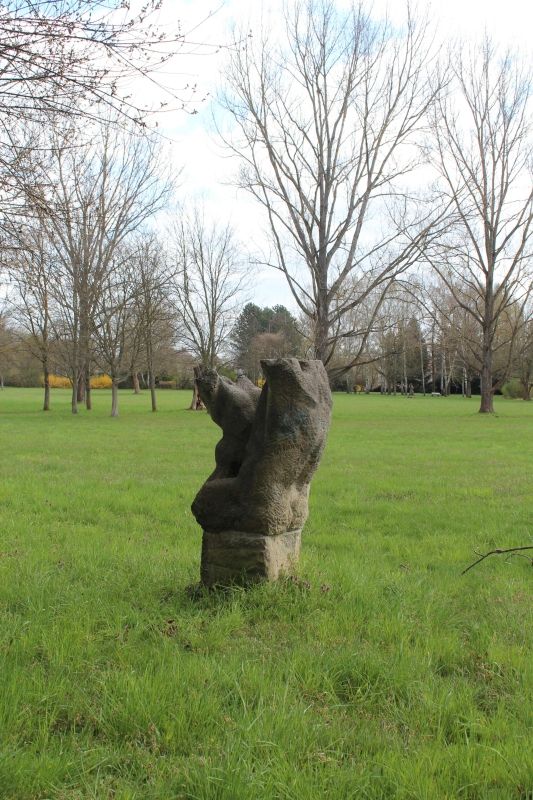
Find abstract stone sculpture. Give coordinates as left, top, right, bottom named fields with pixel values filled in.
left=191, top=358, right=332, bottom=586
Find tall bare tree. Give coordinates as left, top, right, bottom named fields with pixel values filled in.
left=219, top=0, right=442, bottom=372
left=170, top=207, right=247, bottom=408
left=428, top=39, right=533, bottom=412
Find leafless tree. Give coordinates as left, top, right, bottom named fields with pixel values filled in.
left=219, top=0, right=443, bottom=373
left=27, top=119, right=172, bottom=413
left=91, top=253, right=140, bottom=417
left=131, top=236, right=174, bottom=412
left=169, top=207, right=247, bottom=408
left=2, top=224, right=57, bottom=409
left=428, top=39, right=533, bottom=412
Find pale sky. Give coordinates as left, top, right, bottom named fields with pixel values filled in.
left=148, top=0, right=533, bottom=308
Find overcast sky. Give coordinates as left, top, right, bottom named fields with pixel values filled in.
left=151, top=0, right=533, bottom=308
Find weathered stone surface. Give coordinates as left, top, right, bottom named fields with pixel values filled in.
left=192, top=359, right=332, bottom=534
left=200, top=529, right=301, bottom=586
left=193, top=367, right=261, bottom=481
left=191, top=358, right=332, bottom=584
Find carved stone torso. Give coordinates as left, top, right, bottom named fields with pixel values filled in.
left=191, top=358, right=332, bottom=584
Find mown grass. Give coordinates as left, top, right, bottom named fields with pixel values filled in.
left=0, top=387, right=532, bottom=800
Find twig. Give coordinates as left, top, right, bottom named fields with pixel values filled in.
left=461, top=546, right=533, bottom=575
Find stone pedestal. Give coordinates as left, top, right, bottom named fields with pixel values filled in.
left=200, top=529, right=302, bottom=587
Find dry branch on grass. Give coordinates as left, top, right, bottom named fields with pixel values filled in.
left=462, top=546, right=533, bottom=574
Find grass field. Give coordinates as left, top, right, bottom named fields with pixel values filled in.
left=0, top=387, right=532, bottom=800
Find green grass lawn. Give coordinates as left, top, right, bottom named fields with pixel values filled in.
left=0, top=388, right=532, bottom=800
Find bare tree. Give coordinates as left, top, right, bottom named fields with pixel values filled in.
left=131, top=237, right=174, bottom=412
left=219, top=0, right=443, bottom=372
left=28, top=119, right=172, bottom=414
left=428, top=39, right=533, bottom=412
left=3, top=225, right=56, bottom=409
left=91, top=254, right=140, bottom=417
left=169, top=207, right=247, bottom=408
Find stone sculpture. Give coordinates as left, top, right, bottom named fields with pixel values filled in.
left=191, top=358, right=332, bottom=586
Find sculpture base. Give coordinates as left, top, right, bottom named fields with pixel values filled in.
left=200, top=529, right=302, bottom=587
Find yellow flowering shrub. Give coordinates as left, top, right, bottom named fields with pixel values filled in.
left=42, top=374, right=113, bottom=389
left=45, top=374, right=72, bottom=388
left=90, top=374, right=112, bottom=389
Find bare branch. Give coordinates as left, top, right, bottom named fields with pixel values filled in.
left=462, top=546, right=533, bottom=575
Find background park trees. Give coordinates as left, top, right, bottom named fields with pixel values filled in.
left=0, top=3, right=531, bottom=412
left=24, top=120, right=171, bottom=414
left=0, top=118, right=175, bottom=416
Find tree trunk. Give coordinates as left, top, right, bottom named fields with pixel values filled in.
left=132, top=372, right=141, bottom=394
left=149, top=369, right=157, bottom=412
left=77, top=374, right=85, bottom=403
left=145, top=335, right=157, bottom=411
left=111, top=379, right=119, bottom=417
left=71, top=381, right=78, bottom=415
left=43, top=365, right=50, bottom=411
left=85, top=365, right=92, bottom=411
left=419, top=338, right=426, bottom=396
left=479, top=371, right=494, bottom=412
left=0, top=373, right=3, bottom=389
left=431, top=330, right=436, bottom=392
left=479, top=328, right=494, bottom=413
left=189, top=379, right=205, bottom=410
left=314, top=290, right=330, bottom=364
left=79, top=295, right=91, bottom=409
